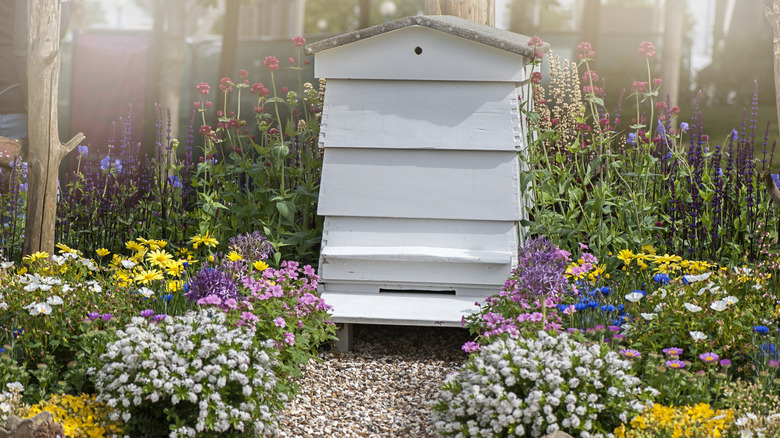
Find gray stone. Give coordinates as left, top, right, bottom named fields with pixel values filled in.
left=0, top=411, right=54, bottom=438
left=543, top=431, right=575, bottom=438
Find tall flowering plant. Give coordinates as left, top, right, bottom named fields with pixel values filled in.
left=191, top=36, right=325, bottom=266
left=522, top=39, right=778, bottom=263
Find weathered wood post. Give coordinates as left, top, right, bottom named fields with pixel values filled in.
left=424, top=0, right=495, bottom=26
left=765, top=0, right=780, bottom=143
left=23, top=0, right=85, bottom=256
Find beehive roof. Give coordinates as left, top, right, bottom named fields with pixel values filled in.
left=305, top=15, right=549, bottom=59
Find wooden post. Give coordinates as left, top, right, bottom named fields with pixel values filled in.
left=424, top=0, right=495, bottom=27
left=217, top=0, right=241, bottom=111
left=766, top=0, right=780, bottom=143
left=23, top=0, right=85, bottom=256
left=661, top=0, right=684, bottom=107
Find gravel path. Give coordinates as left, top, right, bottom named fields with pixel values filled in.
left=278, top=324, right=473, bottom=437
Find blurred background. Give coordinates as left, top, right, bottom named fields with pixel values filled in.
left=57, top=0, right=779, bottom=167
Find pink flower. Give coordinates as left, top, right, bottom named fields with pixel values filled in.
left=527, top=312, right=544, bottom=322
left=289, top=57, right=295, bottom=64
left=224, top=298, right=238, bottom=309
left=196, top=82, right=210, bottom=95
left=251, top=82, right=269, bottom=97
left=653, top=78, right=662, bottom=86
left=238, top=69, right=248, bottom=79
left=577, top=41, right=596, bottom=60
left=638, top=41, right=656, bottom=58
left=283, top=332, right=295, bottom=345
left=461, top=341, right=480, bottom=353
left=281, top=86, right=288, bottom=93
left=292, top=36, right=306, bottom=47
left=219, top=77, right=233, bottom=92
left=304, top=59, right=310, bottom=65
left=273, top=316, right=286, bottom=328
left=264, top=56, right=279, bottom=71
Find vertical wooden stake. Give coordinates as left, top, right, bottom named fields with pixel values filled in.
left=23, top=0, right=85, bottom=256
left=424, top=0, right=495, bottom=27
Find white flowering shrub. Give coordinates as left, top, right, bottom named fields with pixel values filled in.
left=91, top=309, right=285, bottom=437
left=433, top=331, right=657, bottom=438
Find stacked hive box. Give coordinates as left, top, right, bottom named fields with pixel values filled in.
left=306, top=15, right=543, bottom=350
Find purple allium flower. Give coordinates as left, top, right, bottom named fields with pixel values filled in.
left=666, top=359, right=686, bottom=369
left=699, top=352, right=719, bottom=363
left=619, top=349, right=642, bottom=358
left=462, top=341, right=480, bottom=353
left=228, top=230, right=276, bottom=262
left=504, top=237, right=570, bottom=301
left=101, top=313, right=113, bottom=321
left=185, top=267, right=241, bottom=303
left=663, top=347, right=683, bottom=356
left=140, top=309, right=155, bottom=318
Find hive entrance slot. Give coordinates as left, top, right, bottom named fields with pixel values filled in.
left=414, top=46, right=423, bottom=55
left=379, top=288, right=455, bottom=295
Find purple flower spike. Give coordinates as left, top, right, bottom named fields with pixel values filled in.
left=140, top=309, right=155, bottom=318
left=101, top=313, right=113, bottom=321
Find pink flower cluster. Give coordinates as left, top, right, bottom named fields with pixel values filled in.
left=638, top=41, right=656, bottom=58
left=264, top=56, right=279, bottom=71
left=577, top=41, right=596, bottom=61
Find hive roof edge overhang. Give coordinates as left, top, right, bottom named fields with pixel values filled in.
left=304, top=15, right=550, bottom=59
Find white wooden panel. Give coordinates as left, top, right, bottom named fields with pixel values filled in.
left=321, top=246, right=511, bottom=264
left=321, top=217, right=518, bottom=251
left=320, top=280, right=496, bottom=297
left=317, top=149, right=521, bottom=220
left=314, top=26, right=529, bottom=82
left=319, top=80, right=523, bottom=151
left=319, top=257, right=510, bottom=287
left=321, top=292, right=480, bottom=326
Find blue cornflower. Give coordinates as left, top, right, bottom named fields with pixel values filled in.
left=183, top=283, right=189, bottom=292
left=164, top=294, right=174, bottom=302
left=617, top=304, right=625, bottom=313
left=761, top=342, right=777, bottom=357
left=600, top=286, right=612, bottom=296
left=754, top=325, right=770, bottom=335
left=588, top=301, right=599, bottom=309
left=575, top=302, right=587, bottom=311
left=601, top=304, right=616, bottom=312
left=653, top=273, right=670, bottom=284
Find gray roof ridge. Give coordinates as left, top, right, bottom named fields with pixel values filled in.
left=304, top=15, right=549, bottom=58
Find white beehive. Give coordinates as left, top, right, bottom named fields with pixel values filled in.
left=306, top=15, right=543, bottom=350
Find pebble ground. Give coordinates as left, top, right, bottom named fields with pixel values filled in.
left=278, top=324, right=473, bottom=437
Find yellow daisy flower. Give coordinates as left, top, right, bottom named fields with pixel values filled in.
left=125, top=240, right=144, bottom=253
left=133, top=268, right=164, bottom=284
left=147, top=249, right=174, bottom=268
left=227, top=251, right=243, bottom=262
left=616, top=249, right=634, bottom=266
left=164, top=261, right=184, bottom=277
left=190, top=232, right=219, bottom=248
left=55, top=243, right=81, bottom=255
left=168, top=280, right=183, bottom=292
left=253, top=260, right=269, bottom=272
left=96, top=248, right=110, bottom=257
left=22, top=251, right=49, bottom=263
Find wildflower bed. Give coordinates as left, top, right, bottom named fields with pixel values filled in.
left=2, top=30, right=780, bottom=438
